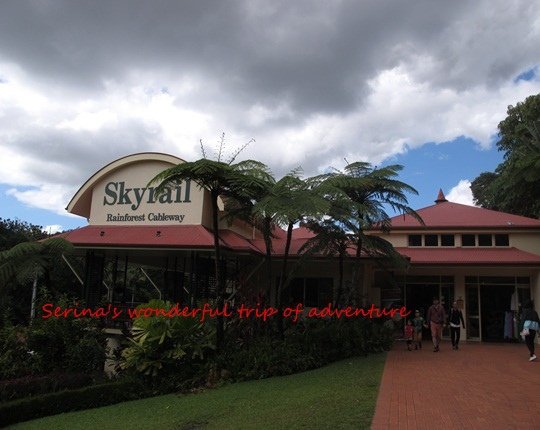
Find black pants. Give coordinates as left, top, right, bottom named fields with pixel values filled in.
left=450, top=326, right=461, bottom=346
left=525, top=329, right=536, bottom=356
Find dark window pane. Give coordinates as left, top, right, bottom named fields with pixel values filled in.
left=441, top=234, right=455, bottom=246
left=304, top=279, right=319, bottom=307
left=465, top=276, right=478, bottom=285
left=478, top=234, right=492, bottom=246
left=494, top=234, right=509, bottom=246
left=516, top=277, right=530, bottom=285
left=408, top=234, right=422, bottom=246
left=466, top=286, right=478, bottom=316
left=478, top=276, right=514, bottom=284
left=317, top=279, right=333, bottom=307
left=462, top=234, right=475, bottom=246
left=424, top=234, right=438, bottom=246
left=467, top=317, right=480, bottom=339
left=288, top=278, right=304, bottom=305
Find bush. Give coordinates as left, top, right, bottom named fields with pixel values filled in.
left=0, top=379, right=149, bottom=427
left=120, top=300, right=215, bottom=377
left=0, top=372, right=93, bottom=402
left=0, top=323, right=38, bottom=379
left=26, top=295, right=107, bottom=375
left=213, top=317, right=394, bottom=382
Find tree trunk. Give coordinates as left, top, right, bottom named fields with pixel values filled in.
left=335, top=249, right=344, bottom=307
left=30, top=275, right=38, bottom=324
left=210, top=190, right=224, bottom=348
left=276, top=222, right=294, bottom=338
left=354, top=236, right=363, bottom=306
left=263, top=218, right=273, bottom=305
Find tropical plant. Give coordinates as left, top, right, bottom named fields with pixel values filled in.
left=120, top=300, right=215, bottom=377
left=299, top=219, right=351, bottom=306
left=0, top=237, right=74, bottom=320
left=318, top=162, right=421, bottom=304
left=150, top=135, right=273, bottom=346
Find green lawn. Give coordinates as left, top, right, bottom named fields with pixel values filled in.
left=10, top=353, right=386, bottom=430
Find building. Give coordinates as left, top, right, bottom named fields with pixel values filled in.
left=60, top=152, right=540, bottom=343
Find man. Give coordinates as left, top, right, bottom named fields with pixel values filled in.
left=425, top=297, right=446, bottom=352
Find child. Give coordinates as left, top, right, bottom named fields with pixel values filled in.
left=404, top=319, right=414, bottom=351
left=412, top=310, right=424, bottom=350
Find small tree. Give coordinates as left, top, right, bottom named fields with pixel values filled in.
left=0, top=237, right=74, bottom=321
left=320, top=162, right=421, bottom=304
left=150, top=135, right=272, bottom=346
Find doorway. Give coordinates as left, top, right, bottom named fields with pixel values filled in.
left=480, top=284, right=514, bottom=341
left=406, top=283, right=439, bottom=340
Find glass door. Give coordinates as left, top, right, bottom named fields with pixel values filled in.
left=466, top=285, right=481, bottom=340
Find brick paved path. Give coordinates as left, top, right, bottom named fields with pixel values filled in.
left=371, top=341, right=540, bottom=429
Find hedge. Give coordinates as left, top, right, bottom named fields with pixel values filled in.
left=0, top=372, right=93, bottom=402
left=0, top=379, right=149, bottom=427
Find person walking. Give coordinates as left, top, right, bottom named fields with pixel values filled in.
left=404, top=320, right=414, bottom=351
left=425, top=297, right=446, bottom=352
left=521, top=300, right=540, bottom=361
left=412, top=310, right=425, bottom=349
left=448, top=301, right=465, bottom=350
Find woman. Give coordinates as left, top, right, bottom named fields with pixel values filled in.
left=521, top=300, right=540, bottom=362
left=448, top=301, right=465, bottom=350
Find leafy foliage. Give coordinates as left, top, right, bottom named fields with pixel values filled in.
left=120, top=300, right=216, bottom=377
left=214, top=318, right=394, bottom=381
left=472, top=93, right=540, bottom=218
left=149, top=137, right=273, bottom=346
left=0, top=237, right=74, bottom=289
left=312, top=162, right=418, bottom=303
left=0, top=218, right=48, bottom=251
left=0, top=294, right=107, bottom=379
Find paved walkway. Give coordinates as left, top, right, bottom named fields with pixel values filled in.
left=371, top=341, right=540, bottom=430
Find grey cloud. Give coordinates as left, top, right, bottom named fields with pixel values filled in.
left=2, top=1, right=533, bottom=115
left=0, top=0, right=539, bottom=217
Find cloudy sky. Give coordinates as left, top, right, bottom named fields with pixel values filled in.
left=1, top=0, right=539, bottom=233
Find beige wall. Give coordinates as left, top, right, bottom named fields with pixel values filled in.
left=89, top=160, right=208, bottom=226
left=510, top=232, right=540, bottom=255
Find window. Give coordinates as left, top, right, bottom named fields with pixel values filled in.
left=478, top=234, right=492, bottom=246
left=424, top=234, right=438, bottom=246
left=440, top=234, right=455, bottom=246
left=461, top=234, right=476, bottom=246
left=495, top=234, right=509, bottom=246
left=408, top=235, right=422, bottom=246
left=285, top=278, right=333, bottom=307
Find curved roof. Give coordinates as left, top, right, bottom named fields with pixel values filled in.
left=66, top=152, right=185, bottom=218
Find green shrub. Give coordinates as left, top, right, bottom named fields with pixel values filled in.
left=0, top=323, right=38, bottom=379
left=0, top=372, right=92, bottom=402
left=120, top=300, right=215, bottom=377
left=213, top=317, right=394, bottom=382
left=26, top=295, right=107, bottom=375
left=0, top=379, right=149, bottom=427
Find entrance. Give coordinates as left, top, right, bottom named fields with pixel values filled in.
left=480, top=284, right=514, bottom=341
left=403, top=276, right=455, bottom=340
left=406, top=284, right=438, bottom=320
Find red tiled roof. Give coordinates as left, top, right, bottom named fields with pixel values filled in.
left=217, top=229, right=262, bottom=253
left=395, top=247, right=540, bottom=265
left=62, top=225, right=257, bottom=252
left=61, top=225, right=540, bottom=266
left=388, top=201, right=540, bottom=229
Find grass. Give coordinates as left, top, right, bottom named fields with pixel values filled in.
left=10, top=353, right=386, bottom=430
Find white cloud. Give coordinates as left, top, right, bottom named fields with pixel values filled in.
left=447, top=180, right=476, bottom=206
left=0, top=1, right=539, bottom=217
left=43, top=224, right=63, bottom=234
